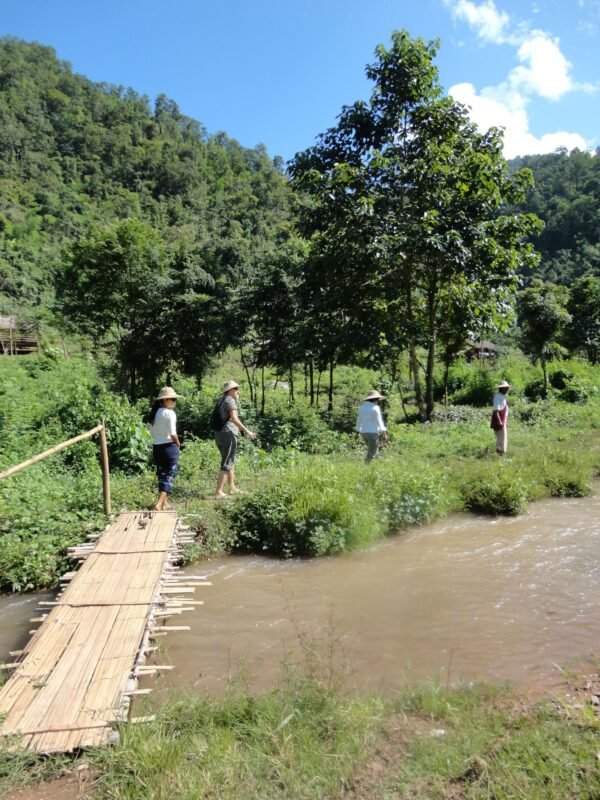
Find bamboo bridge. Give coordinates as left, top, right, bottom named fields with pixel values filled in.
left=0, top=510, right=207, bottom=753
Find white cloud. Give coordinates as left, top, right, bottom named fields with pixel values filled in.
left=450, top=81, right=588, bottom=158
left=509, top=32, right=573, bottom=100
left=444, top=0, right=511, bottom=43
left=444, top=0, right=591, bottom=156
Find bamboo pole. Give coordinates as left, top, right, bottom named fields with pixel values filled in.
left=0, top=425, right=103, bottom=480
left=98, top=421, right=111, bottom=515
left=0, top=424, right=111, bottom=516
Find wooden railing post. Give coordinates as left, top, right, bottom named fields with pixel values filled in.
left=98, top=421, right=111, bottom=515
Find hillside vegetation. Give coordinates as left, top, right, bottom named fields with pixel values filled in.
left=1, top=33, right=599, bottom=590
left=1, top=351, right=599, bottom=591
left=1, top=36, right=599, bottom=410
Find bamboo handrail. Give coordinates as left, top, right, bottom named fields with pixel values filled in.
left=0, top=423, right=111, bottom=514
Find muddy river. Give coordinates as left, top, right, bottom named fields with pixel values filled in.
left=2, top=494, right=599, bottom=696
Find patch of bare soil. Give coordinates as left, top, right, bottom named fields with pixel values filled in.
left=552, top=664, right=600, bottom=720
left=2, top=769, right=98, bottom=800
left=339, top=714, right=424, bottom=800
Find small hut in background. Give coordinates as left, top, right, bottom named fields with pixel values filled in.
left=465, top=339, right=497, bottom=361
left=0, top=315, right=39, bottom=355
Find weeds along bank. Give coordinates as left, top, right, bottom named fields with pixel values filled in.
left=1, top=353, right=600, bottom=589
left=2, top=667, right=600, bottom=798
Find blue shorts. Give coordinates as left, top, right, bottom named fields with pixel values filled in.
left=153, top=443, right=179, bottom=493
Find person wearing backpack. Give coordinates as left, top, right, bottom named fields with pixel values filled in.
left=212, top=380, right=256, bottom=499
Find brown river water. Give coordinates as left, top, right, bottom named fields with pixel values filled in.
left=1, top=493, right=599, bottom=697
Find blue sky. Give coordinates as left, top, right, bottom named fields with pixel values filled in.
left=1, top=0, right=598, bottom=162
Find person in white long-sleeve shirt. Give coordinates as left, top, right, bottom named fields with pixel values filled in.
left=491, top=380, right=510, bottom=455
left=355, top=390, right=388, bottom=462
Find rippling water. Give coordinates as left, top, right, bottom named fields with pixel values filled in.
left=2, top=494, right=599, bottom=696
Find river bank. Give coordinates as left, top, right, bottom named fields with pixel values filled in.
left=2, top=491, right=600, bottom=797
left=3, top=492, right=599, bottom=698
left=2, top=354, right=600, bottom=591
left=2, top=666, right=600, bottom=799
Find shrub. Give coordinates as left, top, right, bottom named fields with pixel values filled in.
left=228, top=461, right=383, bottom=557
left=460, top=466, right=529, bottom=515
left=543, top=470, right=590, bottom=497
left=450, top=368, right=496, bottom=407
left=549, top=369, right=573, bottom=390
left=558, top=382, right=588, bottom=404
left=227, top=458, right=447, bottom=558
left=523, top=377, right=546, bottom=401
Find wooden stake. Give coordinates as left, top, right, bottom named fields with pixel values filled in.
left=98, top=422, right=111, bottom=515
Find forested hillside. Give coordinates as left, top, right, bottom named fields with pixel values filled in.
left=511, top=149, right=600, bottom=283
left=0, top=37, right=296, bottom=392
left=1, top=35, right=599, bottom=405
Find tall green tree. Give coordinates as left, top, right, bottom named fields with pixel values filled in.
left=58, top=219, right=170, bottom=400
left=564, top=274, right=600, bottom=364
left=290, top=29, right=541, bottom=420
left=518, top=279, right=571, bottom=395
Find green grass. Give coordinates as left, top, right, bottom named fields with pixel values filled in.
left=2, top=353, right=600, bottom=586
left=385, top=682, right=600, bottom=800
left=2, top=673, right=599, bottom=799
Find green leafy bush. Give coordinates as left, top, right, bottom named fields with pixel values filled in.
left=523, top=377, right=546, bottom=401
left=228, top=462, right=379, bottom=558
left=450, top=367, right=496, bottom=407
left=460, top=466, right=529, bottom=515
left=382, top=472, right=445, bottom=529
left=228, top=458, right=447, bottom=558
left=558, top=381, right=589, bottom=404
left=549, top=369, right=572, bottom=390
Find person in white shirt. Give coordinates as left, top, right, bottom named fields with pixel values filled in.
left=491, top=380, right=510, bottom=455
left=148, top=386, right=182, bottom=511
left=355, top=390, right=388, bottom=462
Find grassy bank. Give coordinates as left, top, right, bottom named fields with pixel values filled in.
left=2, top=667, right=599, bottom=799
left=1, top=352, right=600, bottom=588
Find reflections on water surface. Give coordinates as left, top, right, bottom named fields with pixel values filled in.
left=2, top=493, right=599, bottom=696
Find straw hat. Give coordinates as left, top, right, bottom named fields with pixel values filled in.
left=155, top=386, right=181, bottom=401
left=365, top=390, right=385, bottom=401
left=223, top=380, right=240, bottom=393
left=497, top=380, right=511, bottom=389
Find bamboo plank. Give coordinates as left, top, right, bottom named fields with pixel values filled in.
left=0, top=510, right=185, bottom=753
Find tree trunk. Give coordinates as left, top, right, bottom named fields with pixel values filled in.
left=261, top=366, right=266, bottom=415
left=130, top=366, right=137, bottom=403
left=424, top=286, right=437, bottom=421
left=425, top=338, right=436, bottom=421
left=408, top=338, right=425, bottom=419
left=405, top=279, right=425, bottom=419
left=309, top=359, right=315, bottom=406
left=241, top=349, right=255, bottom=405
left=398, top=379, right=410, bottom=422
left=327, top=360, right=334, bottom=412
left=542, top=357, right=548, bottom=397
left=443, top=359, right=449, bottom=408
